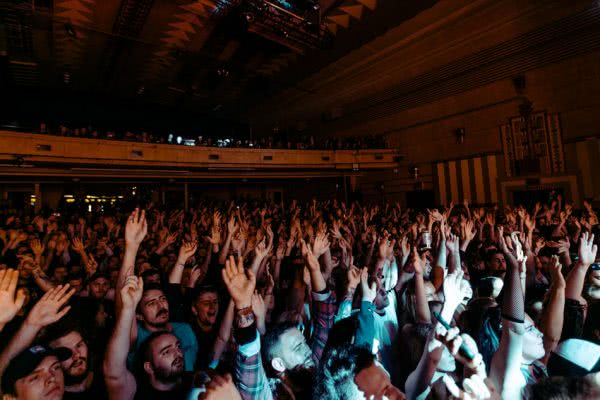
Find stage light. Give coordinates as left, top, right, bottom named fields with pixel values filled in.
left=168, top=134, right=174, bottom=143
left=176, top=136, right=182, bottom=144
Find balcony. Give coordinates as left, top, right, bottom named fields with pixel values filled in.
left=0, top=131, right=401, bottom=179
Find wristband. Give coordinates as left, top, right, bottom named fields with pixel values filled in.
left=235, top=307, right=255, bottom=328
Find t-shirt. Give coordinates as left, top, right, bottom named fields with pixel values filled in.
left=62, top=371, right=108, bottom=400
left=191, top=321, right=219, bottom=369
left=133, top=373, right=195, bottom=400
left=127, top=321, right=198, bottom=372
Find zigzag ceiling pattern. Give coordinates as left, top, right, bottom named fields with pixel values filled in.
left=139, top=1, right=217, bottom=83
left=53, top=0, right=97, bottom=72
left=252, top=0, right=376, bottom=77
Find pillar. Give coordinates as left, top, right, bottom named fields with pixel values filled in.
left=34, top=183, right=42, bottom=214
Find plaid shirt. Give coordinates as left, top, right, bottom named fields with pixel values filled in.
left=234, top=290, right=337, bottom=400
left=234, top=330, right=273, bottom=400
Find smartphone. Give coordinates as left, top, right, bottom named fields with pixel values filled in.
left=433, top=311, right=474, bottom=360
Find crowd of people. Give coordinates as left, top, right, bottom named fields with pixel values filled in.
left=0, top=196, right=599, bottom=399
left=33, top=122, right=387, bottom=150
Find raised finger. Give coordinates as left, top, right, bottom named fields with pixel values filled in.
left=8, top=269, right=19, bottom=295
left=0, top=269, right=8, bottom=290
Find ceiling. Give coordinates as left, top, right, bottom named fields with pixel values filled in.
left=0, top=0, right=438, bottom=129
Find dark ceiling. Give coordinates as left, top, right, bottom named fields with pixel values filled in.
left=0, top=0, right=438, bottom=133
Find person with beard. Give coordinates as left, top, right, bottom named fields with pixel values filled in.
left=126, top=283, right=198, bottom=372
left=43, top=317, right=107, bottom=400
left=104, top=275, right=191, bottom=400
left=225, top=236, right=336, bottom=399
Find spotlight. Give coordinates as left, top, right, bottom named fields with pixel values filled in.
left=168, top=134, right=174, bottom=143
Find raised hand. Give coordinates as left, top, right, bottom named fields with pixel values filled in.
left=446, top=232, right=460, bottom=254
left=177, top=241, right=198, bottom=264
left=207, top=225, right=221, bottom=245
left=71, top=236, right=85, bottom=253
left=399, top=235, right=410, bottom=259
left=378, top=234, right=395, bottom=260
left=120, top=276, right=144, bottom=310
left=188, top=265, right=204, bottom=289
left=227, top=215, right=238, bottom=235
left=30, top=239, right=45, bottom=256
left=254, top=239, right=271, bottom=260
left=222, top=255, right=255, bottom=309
left=26, top=284, right=75, bottom=328
left=443, top=269, right=470, bottom=309
left=547, top=238, right=570, bottom=255
left=406, top=247, right=424, bottom=275
left=301, top=239, right=320, bottom=272
left=347, top=266, right=361, bottom=291
left=578, top=231, right=597, bottom=266
left=201, top=373, right=242, bottom=400
left=360, top=267, right=377, bottom=302
left=125, top=208, right=147, bottom=246
left=251, top=291, right=266, bottom=333
left=0, top=269, right=26, bottom=329
left=549, top=255, right=566, bottom=289
left=312, top=231, right=330, bottom=258
left=85, top=255, right=98, bottom=276
left=463, top=220, right=476, bottom=243
left=427, top=209, right=444, bottom=222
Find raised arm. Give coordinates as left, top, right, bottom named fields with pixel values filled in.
left=168, top=241, right=197, bottom=284
left=0, top=285, right=74, bottom=384
left=405, top=269, right=469, bottom=400
left=565, top=232, right=597, bottom=305
left=103, top=276, right=143, bottom=400
left=117, top=209, right=147, bottom=307
left=489, top=228, right=526, bottom=399
left=222, top=256, right=273, bottom=400
left=539, top=255, right=565, bottom=362
left=410, top=246, right=432, bottom=324
left=0, top=269, right=26, bottom=332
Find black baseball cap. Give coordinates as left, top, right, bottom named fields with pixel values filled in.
left=1, top=345, right=71, bottom=394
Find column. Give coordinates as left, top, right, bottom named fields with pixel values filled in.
left=184, top=182, right=189, bottom=210
left=34, top=183, right=42, bottom=214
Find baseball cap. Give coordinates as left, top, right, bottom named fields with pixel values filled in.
left=547, top=339, right=600, bottom=377
left=1, top=345, right=71, bottom=394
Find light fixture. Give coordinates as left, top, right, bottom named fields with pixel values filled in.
left=410, top=166, right=419, bottom=180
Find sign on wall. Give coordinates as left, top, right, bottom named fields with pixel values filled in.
left=500, top=111, right=565, bottom=177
